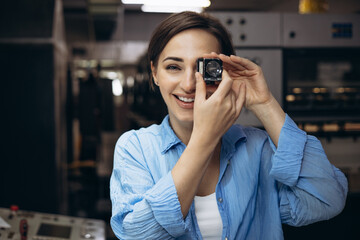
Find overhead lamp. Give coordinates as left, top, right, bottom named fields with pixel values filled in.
left=122, top=0, right=210, bottom=7
left=121, top=0, right=211, bottom=13
left=141, top=5, right=203, bottom=13
left=112, top=79, right=123, bottom=96
left=121, top=0, right=144, bottom=4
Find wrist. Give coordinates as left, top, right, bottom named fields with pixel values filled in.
left=249, top=95, right=279, bottom=120
left=249, top=95, right=285, bottom=146
left=188, top=130, right=220, bottom=154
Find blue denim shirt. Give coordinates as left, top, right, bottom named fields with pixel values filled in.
left=110, top=114, right=348, bottom=239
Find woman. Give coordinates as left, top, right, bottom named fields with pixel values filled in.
left=110, top=11, right=347, bottom=239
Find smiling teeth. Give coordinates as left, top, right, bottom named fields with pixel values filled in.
left=178, top=96, right=195, bottom=103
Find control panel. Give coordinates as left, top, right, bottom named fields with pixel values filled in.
left=0, top=206, right=105, bottom=240
left=210, top=12, right=281, bottom=47
left=282, top=13, right=360, bottom=47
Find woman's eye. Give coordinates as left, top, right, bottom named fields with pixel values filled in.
left=166, top=65, right=181, bottom=71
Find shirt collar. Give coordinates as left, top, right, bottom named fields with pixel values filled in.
left=159, top=115, right=247, bottom=154
left=221, top=125, right=247, bottom=156
left=159, top=115, right=183, bottom=154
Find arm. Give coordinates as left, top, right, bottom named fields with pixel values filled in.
left=110, top=132, right=189, bottom=239
left=217, top=53, right=347, bottom=225
left=269, top=115, right=348, bottom=225
left=172, top=70, right=246, bottom=217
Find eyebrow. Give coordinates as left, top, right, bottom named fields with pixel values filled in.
left=162, top=56, right=184, bottom=62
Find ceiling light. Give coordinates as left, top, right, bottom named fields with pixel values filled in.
left=122, top=0, right=211, bottom=13
left=112, top=79, right=123, bottom=96
left=121, top=0, right=144, bottom=4
left=141, top=5, right=203, bottom=13
left=122, top=0, right=210, bottom=7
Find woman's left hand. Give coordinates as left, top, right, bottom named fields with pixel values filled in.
left=206, top=52, right=273, bottom=112
left=205, top=52, right=285, bottom=146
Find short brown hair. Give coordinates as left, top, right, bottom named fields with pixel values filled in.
left=147, top=11, right=234, bottom=89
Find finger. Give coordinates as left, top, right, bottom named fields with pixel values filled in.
left=235, top=83, right=246, bottom=117
left=195, top=72, right=206, bottom=102
left=231, top=88, right=236, bottom=112
left=202, top=53, right=248, bottom=73
left=229, top=69, right=257, bottom=78
left=231, top=74, right=243, bottom=98
left=211, top=69, right=233, bottom=99
left=223, top=62, right=244, bottom=72
left=218, top=54, right=246, bottom=71
left=229, top=55, right=258, bottom=70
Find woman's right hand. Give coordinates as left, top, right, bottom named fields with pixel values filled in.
left=191, top=69, right=246, bottom=147
left=172, top=70, right=245, bottom=217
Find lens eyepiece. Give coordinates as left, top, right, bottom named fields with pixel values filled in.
left=197, top=58, right=222, bottom=84
left=206, top=60, right=222, bottom=77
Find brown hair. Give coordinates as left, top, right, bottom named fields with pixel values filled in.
left=147, top=11, right=234, bottom=89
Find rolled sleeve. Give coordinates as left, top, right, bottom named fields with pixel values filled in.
left=110, top=131, right=190, bottom=239
left=265, top=114, right=348, bottom=226
left=146, top=171, right=191, bottom=237
left=269, top=114, right=307, bottom=186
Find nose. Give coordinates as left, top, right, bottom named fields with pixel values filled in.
left=180, top=68, right=196, bottom=93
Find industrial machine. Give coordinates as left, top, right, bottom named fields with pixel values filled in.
left=211, top=12, right=360, bottom=127
left=0, top=206, right=105, bottom=240
left=211, top=12, right=360, bottom=186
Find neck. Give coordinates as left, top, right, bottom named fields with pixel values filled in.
left=168, top=117, right=193, bottom=145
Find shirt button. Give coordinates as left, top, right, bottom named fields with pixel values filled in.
left=225, top=237, right=228, bottom=240
left=218, top=197, right=223, bottom=203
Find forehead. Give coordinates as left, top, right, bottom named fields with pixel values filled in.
left=159, top=29, right=221, bottom=61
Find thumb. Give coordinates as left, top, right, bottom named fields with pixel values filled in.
left=195, top=72, right=206, bottom=103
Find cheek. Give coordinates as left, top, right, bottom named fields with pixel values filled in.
left=158, top=80, right=174, bottom=99
left=157, top=71, right=180, bottom=88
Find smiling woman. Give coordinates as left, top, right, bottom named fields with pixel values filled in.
left=110, top=11, right=348, bottom=240
left=151, top=28, right=221, bottom=134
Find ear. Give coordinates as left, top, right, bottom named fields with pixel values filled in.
left=150, top=61, right=159, bottom=86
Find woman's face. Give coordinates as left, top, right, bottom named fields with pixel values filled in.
left=151, top=28, right=221, bottom=129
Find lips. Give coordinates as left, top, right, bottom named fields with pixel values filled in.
left=178, top=96, right=195, bottom=103
left=174, top=94, right=195, bottom=109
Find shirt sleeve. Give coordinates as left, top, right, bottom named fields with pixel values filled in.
left=268, top=114, right=348, bottom=226
left=110, top=131, right=191, bottom=239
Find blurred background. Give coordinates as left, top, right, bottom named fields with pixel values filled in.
left=0, top=0, right=360, bottom=239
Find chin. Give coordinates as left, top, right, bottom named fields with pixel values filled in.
left=178, top=112, right=194, bottom=123
left=170, top=111, right=194, bottom=126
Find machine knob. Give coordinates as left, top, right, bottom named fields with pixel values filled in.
left=226, top=18, right=233, bottom=25
left=240, top=34, right=247, bottom=41
left=289, top=31, right=296, bottom=38
left=239, top=18, right=246, bottom=25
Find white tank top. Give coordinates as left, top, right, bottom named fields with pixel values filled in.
left=194, top=192, right=223, bottom=239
